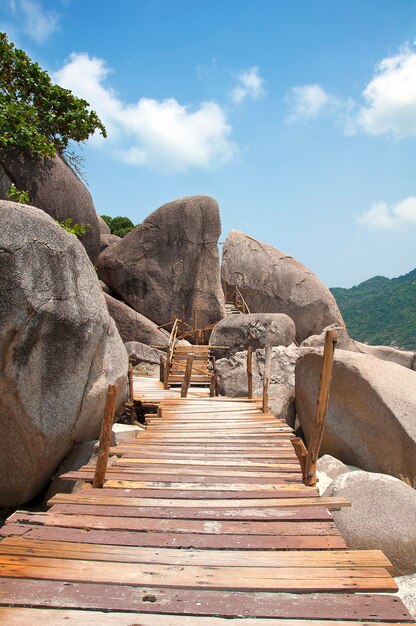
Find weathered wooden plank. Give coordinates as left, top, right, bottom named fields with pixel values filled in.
left=61, top=470, right=303, bottom=484
left=0, top=538, right=392, bottom=570
left=0, top=555, right=397, bottom=591
left=0, top=579, right=411, bottom=621
left=113, top=458, right=301, bottom=469
left=1, top=607, right=413, bottom=625
left=4, top=513, right=338, bottom=536
left=46, top=503, right=335, bottom=520
left=101, top=480, right=314, bottom=492
left=1, top=524, right=347, bottom=549
left=93, top=487, right=317, bottom=500
left=48, top=493, right=350, bottom=509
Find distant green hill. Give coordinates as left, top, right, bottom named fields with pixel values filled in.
left=330, top=268, right=416, bottom=351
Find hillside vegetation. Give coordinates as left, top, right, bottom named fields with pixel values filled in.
left=330, top=268, right=416, bottom=351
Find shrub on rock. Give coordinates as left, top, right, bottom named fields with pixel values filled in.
left=0, top=201, right=127, bottom=507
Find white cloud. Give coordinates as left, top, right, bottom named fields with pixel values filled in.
left=9, top=0, right=59, bottom=43
left=358, top=196, right=416, bottom=229
left=54, top=53, right=236, bottom=171
left=355, top=44, right=416, bottom=137
left=285, top=84, right=335, bottom=123
left=231, top=67, right=265, bottom=104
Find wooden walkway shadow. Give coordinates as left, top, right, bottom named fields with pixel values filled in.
left=0, top=394, right=413, bottom=624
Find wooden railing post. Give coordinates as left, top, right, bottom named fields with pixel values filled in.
left=127, top=363, right=135, bottom=425
left=93, top=384, right=118, bottom=488
left=163, top=353, right=170, bottom=389
left=262, top=344, right=272, bottom=413
left=247, top=346, right=253, bottom=399
left=181, top=353, right=194, bottom=398
left=160, top=355, right=165, bottom=382
left=304, top=329, right=338, bottom=486
left=210, top=356, right=218, bottom=397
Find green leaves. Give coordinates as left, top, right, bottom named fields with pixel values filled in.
left=100, top=215, right=136, bottom=237
left=56, top=217, right=90, bottom=238
left=0, top=32, right=106, bottom=158
left=7, top=183, right=29, bottom=203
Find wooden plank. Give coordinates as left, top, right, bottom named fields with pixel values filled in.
left=0, top=580, right=411, bottom=621
left=5, top=513, right=337, bottom=536
left=113, top=458, right=300, bottom=469
left=45, top=503, right=336, bottom=520
left=0, top=555, right=397, bottom=591
left=1, top=524, right=347, bottom=549
left=60, top=469, right=304, bottom=483
left=1, top=607, right=413, bottom=625
left=102, top=480, right=314, bottom=492
left=95, top=487, right=318, bottom=500
left=48, top=493, right=351, bottom=509
left=3, top=539, right=388, bottom=568
left=61, top=465, right=302, bottom=485
left=0, top=579, right=411, bottom=620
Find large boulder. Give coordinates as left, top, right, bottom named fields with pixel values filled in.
left=324, top=471, right=416, bottom=575
left=217, top=346, right=302, bottom=425
left=100, top=233, right=121, bottom=252
left=296, top=350, right=416, bottom=486
left=302, top=324, right=416, bottom=370
left=97, top=196, right=226, bottom=328
left=222, top=230, right=344, bottom=343
left=210, top=313, right=296, bottom=358
left=125, top=341, right=163, bottom=376
left=0, top=201, right=128, bottom=507
left=97, top=215, right=111, bottom=234
left=104, top=293, right=169, bottom=347
left=0, top=148, right=101, bottom=263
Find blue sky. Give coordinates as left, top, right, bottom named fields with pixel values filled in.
left=2, top=0, right=416, bottom=287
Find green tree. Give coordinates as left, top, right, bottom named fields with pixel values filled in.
left=100, top=215, right=136, bottom=237
left=0, top=32, right=106, bottom=159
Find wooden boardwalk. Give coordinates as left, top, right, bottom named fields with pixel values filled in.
left=0, top=389, right=413, bottom=624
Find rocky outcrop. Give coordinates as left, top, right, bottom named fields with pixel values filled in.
left=104, top=293, right=169, bottom=347
left=125, top=341, right=163, bottom=375
left=100, top=233, right=121, bottom=252
left=98, top=215, right=111, bottom=234
left=325, top=471, right=416, bottom=575
left=222, top=230, right=344, bottom=343
left=98, top=196, right=226, bottom=328
left=0, top=201, right=127, bottom=507
left=217, top=346, right=302, bottom=425
left=210, top=313, right=296, bottom=358
left=302, top=324, right=416, bottom=370
left=296, top=350, right=416, bottom=486
left=0, top=148, right=101, bottom=263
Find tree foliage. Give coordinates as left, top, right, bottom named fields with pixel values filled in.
left=330, top=268, right=416, bottom=350
left=8, top=183, right=29, bottom=203
left=56, top=217, right=89, bottom=238
left=101, top=215, right=136, bottom=238
left=0, top=32, right=106, bottom=158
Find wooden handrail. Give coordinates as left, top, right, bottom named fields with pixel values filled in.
left=291, top=329, right=338, bottom=486
left=235, top=286, right=251, bottom=314
left=93, top=384, right=118, bottom=488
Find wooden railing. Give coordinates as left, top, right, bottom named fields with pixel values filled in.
left=234, top=286, right=251, bottom=314
left=291, top=329, right=338, bottom=486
